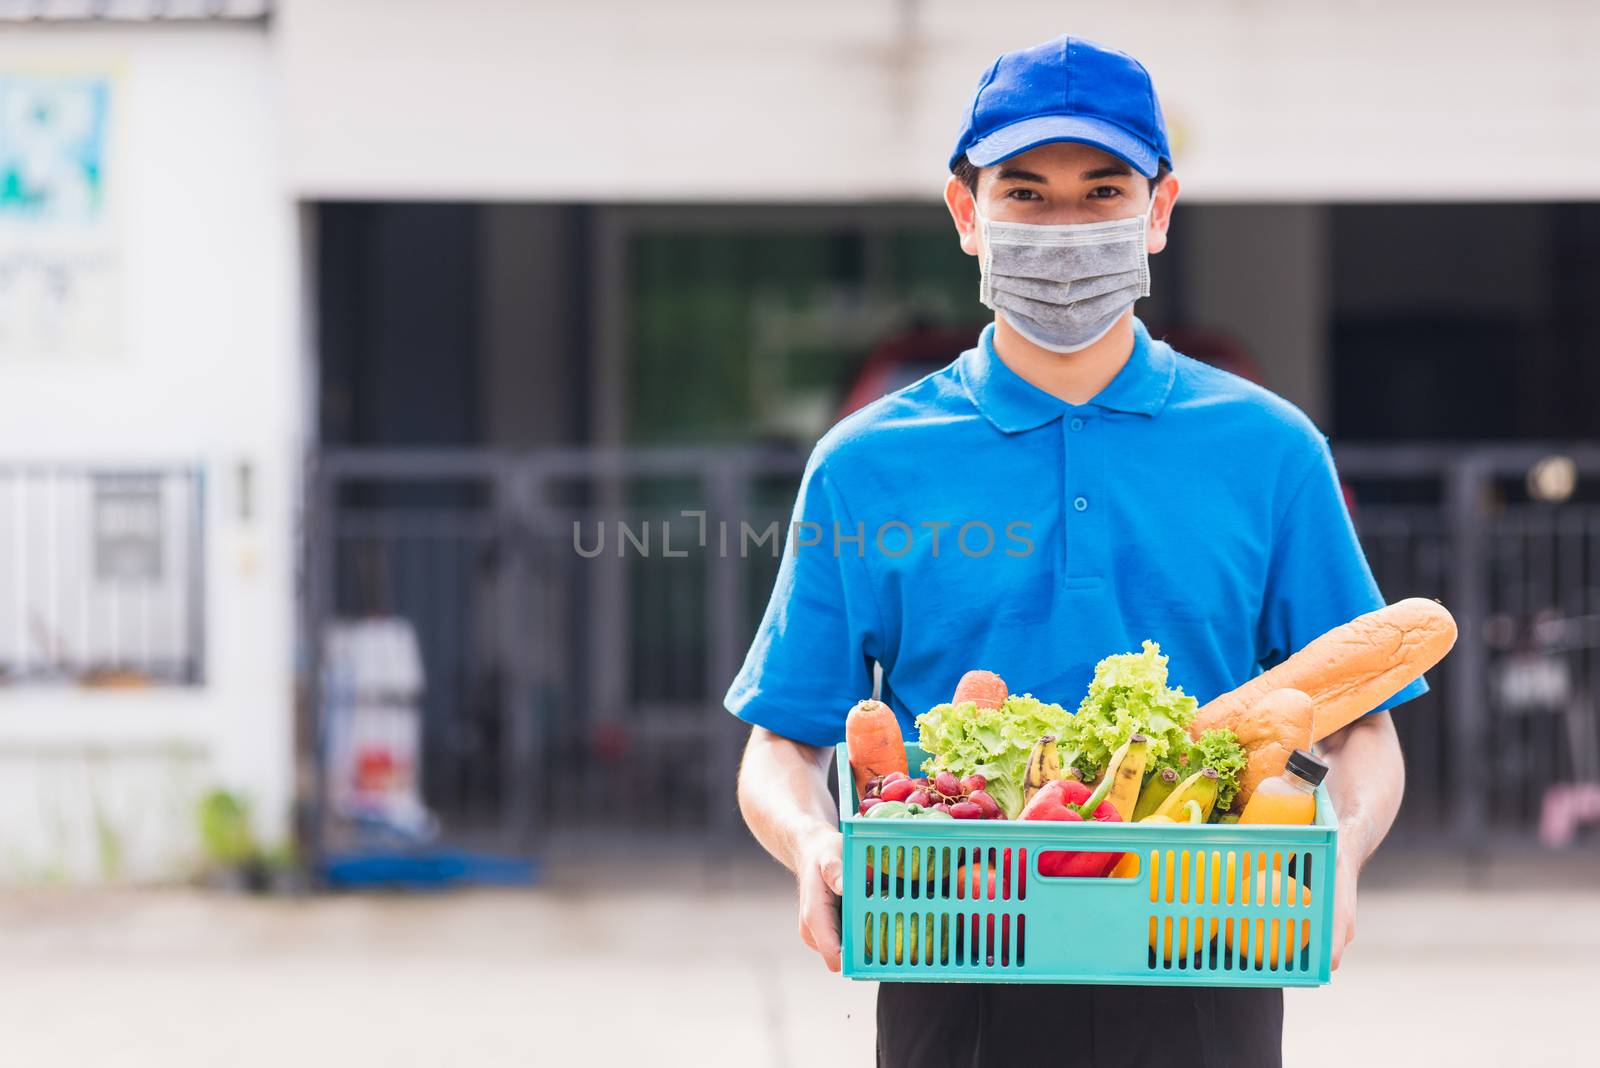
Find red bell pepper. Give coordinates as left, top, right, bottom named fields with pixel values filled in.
left=1024, top=778, right=1125, bottom=877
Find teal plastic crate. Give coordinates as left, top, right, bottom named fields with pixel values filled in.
left=838, top=743, right=1337, bottom=986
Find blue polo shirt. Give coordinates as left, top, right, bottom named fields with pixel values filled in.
left=725, top=318, right=1426, bottom=746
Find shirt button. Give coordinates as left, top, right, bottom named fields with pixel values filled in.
left=1073, top=496, right=1089, bottom=512
left=1069, top=417, right=1085, bottom=431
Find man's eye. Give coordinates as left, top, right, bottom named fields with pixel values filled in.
left=1088, top=186, right=1123, bottom=199
left=1005, top=188, right=1041, bottom=201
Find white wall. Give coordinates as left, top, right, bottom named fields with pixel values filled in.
left=0, top=25, right=299, bottom=880
left=279, top=0, right=1600, bottom=203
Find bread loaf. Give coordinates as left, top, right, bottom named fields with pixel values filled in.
left=1195, top=687, right=1313, bottom=813
left=1194, top=597, right=1457, bottom=745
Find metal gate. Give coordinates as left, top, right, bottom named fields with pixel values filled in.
left=1340, top=444, right=1600, bottom=844
left=305, top=443, right=1600, bottom=861
left=305, top=447, right=804, bottom=861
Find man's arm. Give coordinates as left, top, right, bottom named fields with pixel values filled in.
left=1317, top=709, right=1405, bottom=970
left=738, top=726, right=846, bottom=971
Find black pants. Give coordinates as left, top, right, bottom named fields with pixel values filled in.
left=877, top=982, right=1282, bottom=1068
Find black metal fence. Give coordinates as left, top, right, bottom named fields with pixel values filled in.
left=305, top=443, right=1600, bottom=859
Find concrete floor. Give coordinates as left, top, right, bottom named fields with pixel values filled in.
left=0, top=859, right=1594, bottom=1067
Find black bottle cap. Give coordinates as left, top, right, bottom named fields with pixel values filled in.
left=1286, top=749, right=1329, bottom=787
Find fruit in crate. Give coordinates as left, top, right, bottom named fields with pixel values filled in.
left=1101, top=734, right=1150, bottom=821
left=948, top=800, right=982, bottom=820
left=1023, top=735, right=1064, bottom=805
left=1222, top=869, right=1314, bottom=967
left=1152, top=767, right=1221, bottom=822
left=879, top=778, right=918, bottom=804
left=855, top=756, right=1006, bottom=819
left=967, top=790, right=1002, bottom=819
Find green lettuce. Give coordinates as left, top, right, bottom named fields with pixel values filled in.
left=915, top=694, right=1074, bottom=819
left=1059, top=641, right=1198, bottom=782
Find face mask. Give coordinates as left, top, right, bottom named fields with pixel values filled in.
left=975, top=202, right=1154, bottom=353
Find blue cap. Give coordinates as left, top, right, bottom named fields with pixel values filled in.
left=950, top=36, right=1171, bottom=179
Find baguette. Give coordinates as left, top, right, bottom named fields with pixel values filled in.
left=1194, top=597, right=1457, bottom=745
left=1196, top=687, right=1313, bottom=813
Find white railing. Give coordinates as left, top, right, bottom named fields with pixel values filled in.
left=0, top=463, right=205, bottom=686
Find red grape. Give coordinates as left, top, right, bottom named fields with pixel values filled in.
left=879, top=778, right=918, bottom=803
left=864, top=776, right=884, bottom=796
left=934, top=771, right=962, bottom=797
left=968, top=790, right=1001, bottom=819
left=910, top=778, right=931, bottom=789
left=906, top=789, right=934, bottom=808
left=858, top=797, right=883, bottom=815
left=960, top=774, right=987, bottom=794
left=883, top=771, right=909, bottom=784
left=949, top=801, right=982, bottom=820
left=933, top=802, right=954, bottom=815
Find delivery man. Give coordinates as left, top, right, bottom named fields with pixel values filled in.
left=728, top=35, right=1421, bottom=1067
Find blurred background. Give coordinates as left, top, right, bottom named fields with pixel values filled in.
left=0, top=1, right=1597, bottom=1064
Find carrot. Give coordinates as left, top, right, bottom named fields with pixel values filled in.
left=846, top=699, right=908, bottom=798
left=952, top=670, right=1008, bottom=709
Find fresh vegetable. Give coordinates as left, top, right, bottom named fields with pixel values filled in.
left=862, top=799, right=952, bottom=820
left=1102, top=733, right=1150, bottom=821
left=916, top=693, right=1074, bottom=819
left=952, top=669, right=1009, bottom=709
left=1132, top=766, right=1180, bottom=821
left=1022, top=735, right=1064, bottom=805
left=846, top=699, right=908, bottom=799
left=1153, top=767, right=1221, bottom=822
left=1058, top=641, right=1198, bottom=784
left=1023, top=779, right=1124, bottom=878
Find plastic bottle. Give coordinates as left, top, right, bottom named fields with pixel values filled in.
left=1237, top=749, right=1328, bottom=825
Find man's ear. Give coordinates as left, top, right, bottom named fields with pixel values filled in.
left=944, top=175, right=981, bottom=257
left=1146, top=172, right=1180, bottom=255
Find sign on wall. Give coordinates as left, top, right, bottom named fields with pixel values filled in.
left=0, top=72, right=120, bottom=360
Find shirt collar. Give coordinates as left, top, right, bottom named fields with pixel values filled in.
left=959, top=317, right=1176, bottom=434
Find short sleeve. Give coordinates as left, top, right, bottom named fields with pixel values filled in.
left=1257, top=438, right=1429, bottom=717
left=723, top=452, right=885, bottom=747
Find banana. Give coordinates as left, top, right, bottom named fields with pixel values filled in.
left=1131, top=766, right=1181, bottom=821
left=1102, top=733, right=1150, bottom=821
left=1153, top=767, right=1221, bottom=823
left=1023, top=735, right=1063, bottom=804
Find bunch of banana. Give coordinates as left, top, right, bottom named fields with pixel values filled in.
left=1152, top=766, right=1221, bottom=822
left=1132, top=766, right=1181, bottom=821
left=1022, top=735, right=1064, bottom=804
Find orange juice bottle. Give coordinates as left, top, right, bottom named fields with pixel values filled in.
left=1238, top=749, right=1327, bottom=825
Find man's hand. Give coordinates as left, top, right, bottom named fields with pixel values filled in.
left=1319, top=709, right=1403, bottom=973
left=1330, top=851, right=1359, bottom=970
left=795, top=827, right=846, bottom=971
left=736, top=727, right=849, bottom=974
